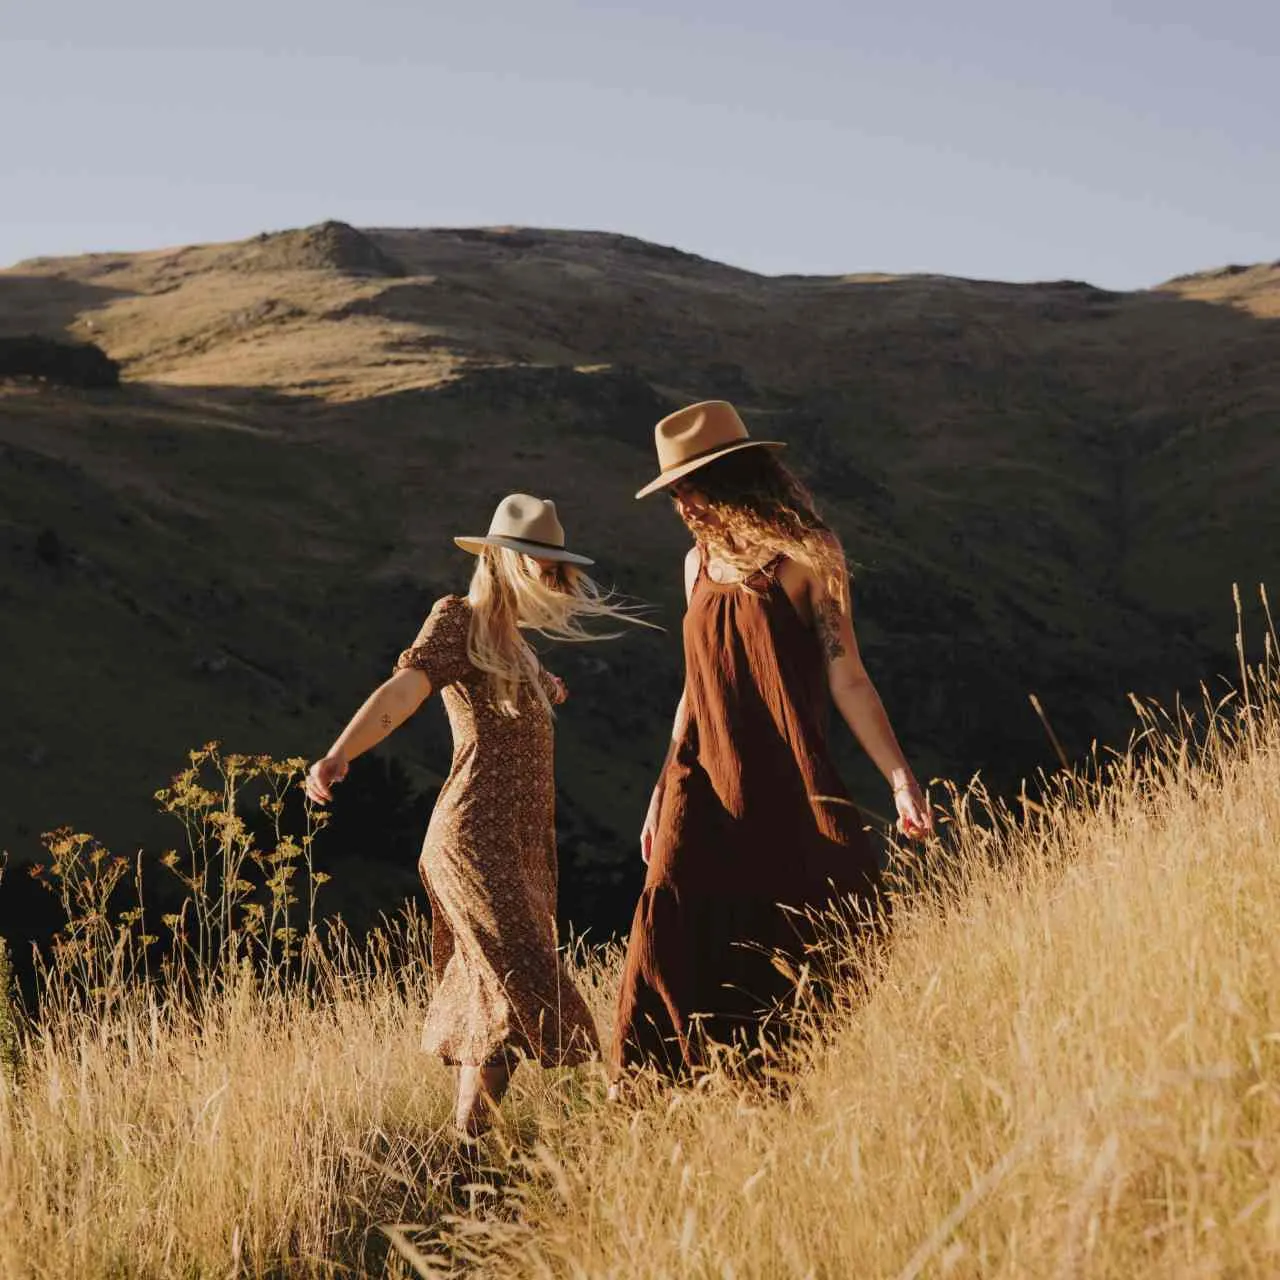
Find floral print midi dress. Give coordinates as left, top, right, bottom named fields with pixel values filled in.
left=395, top=594, right=599, bottom=1068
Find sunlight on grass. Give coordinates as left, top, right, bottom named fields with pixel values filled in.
left=2, top=598, right=1279, bottom=1277
left=421, top=595, right=1280, bottom=1278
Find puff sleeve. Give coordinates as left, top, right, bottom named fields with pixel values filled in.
left=538, top=667, right=567, bottom=706
left=394, top=595, right=472, bottom=689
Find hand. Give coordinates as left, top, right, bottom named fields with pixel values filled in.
left=640, top=790, right=662, bottom=864
left=548, top=674, right=568, bottom=706
left=894, top=780, right=933, bottom=840
left=305, top=752, right=348, bottom=806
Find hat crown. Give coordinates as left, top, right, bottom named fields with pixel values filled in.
left=486, top=493, right=565, bottom=549
left=654, top=401, right=750, bottom=474
left=635, top=399, right=783, bottom=499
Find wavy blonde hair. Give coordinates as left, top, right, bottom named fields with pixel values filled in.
left=672, top=447, right=849, bottom=608
left=467, top=546, right=648, bottom=717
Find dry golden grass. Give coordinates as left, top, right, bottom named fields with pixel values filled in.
left=427, top=653, right=1280, bottom=1276
left=0, top=904, right=620, bottom=1276
left=3, top=633, right=1279, bottom=1277
left=0, top=925, right=16, bottom=1088
left=0, top=748, right=620, bottom=1277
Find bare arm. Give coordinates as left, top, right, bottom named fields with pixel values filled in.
left=639, top=547, right=699, bottom=860
left=329, top=667, right=433, bottom=761
left=661, top=547, right=699, bottom=746
left=305, top=667, right=432, bottom=803
left=810, top=554, right=932, bottom=834
left=660, top=545, right=701, bottom=752
left=653, top=690, right=690, bottom=775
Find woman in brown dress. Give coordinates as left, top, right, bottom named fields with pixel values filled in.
left=306, top=494, right=638, bottom=1136
left=613, top=402, right=932, bottom=1078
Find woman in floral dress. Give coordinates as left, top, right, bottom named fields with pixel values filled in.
left=307, top=494, right=638, bottom=1136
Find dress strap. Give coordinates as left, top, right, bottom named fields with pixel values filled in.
left=700, top=548, right=788, bottom=591
left=744, top=554, right=787, bottom=590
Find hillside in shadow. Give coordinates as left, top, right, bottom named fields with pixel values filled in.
left=2, top=223, right=1278, bottom=948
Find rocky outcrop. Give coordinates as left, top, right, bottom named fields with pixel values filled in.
left=223, top=220, right=407, bottom=278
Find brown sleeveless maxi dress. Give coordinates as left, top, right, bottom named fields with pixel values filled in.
left=611, top=554, right=882, bottom=1075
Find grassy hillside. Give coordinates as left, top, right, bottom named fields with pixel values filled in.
left=1, top=638, right=1275, bottom=1277
left=2, top=223, right=1279, bottom=938
left=450, top=677, right=1280, bottom=1279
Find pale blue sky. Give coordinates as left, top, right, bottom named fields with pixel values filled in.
left=2, top=0, right=1277, bottom=288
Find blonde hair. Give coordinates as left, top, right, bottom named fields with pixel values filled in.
left=466, top=546, right=648, bottom=717
left=674, top=448, right=849, bottom=609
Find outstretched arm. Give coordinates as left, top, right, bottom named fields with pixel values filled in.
left=305, top=667, right=432, bottom=804
left=810, top=558, right=932, bottom=836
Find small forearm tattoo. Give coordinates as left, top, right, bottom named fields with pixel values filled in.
left=817, top=599, right=846, bottom=663
left=380, top=713, right=393, bottom=730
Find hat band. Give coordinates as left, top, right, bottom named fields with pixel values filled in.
left=660, top=435, right=749, bottom=473
left=490, top=533, right=566, bottom=551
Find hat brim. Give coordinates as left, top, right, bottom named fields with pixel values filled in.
left=454, top=534, right=595, bottom=566
left=634, top=439, right=786, bottom=500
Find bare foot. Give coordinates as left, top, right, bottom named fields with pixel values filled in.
left=455, top=1061, right=513, bottom=1136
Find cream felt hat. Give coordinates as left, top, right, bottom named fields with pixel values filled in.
left=635, top=400, right=784, bottom=499
left=455, top=494, right=594, bottom=565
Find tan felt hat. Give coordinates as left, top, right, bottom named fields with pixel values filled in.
left=635, top=400, right=784, bottom=499
left=455, top=494, right=594, bottom=565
